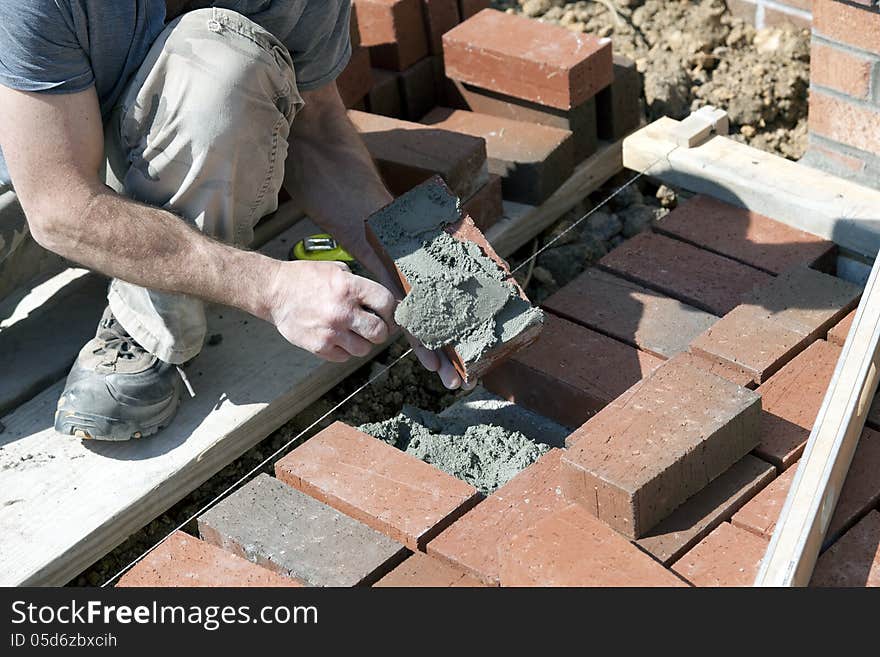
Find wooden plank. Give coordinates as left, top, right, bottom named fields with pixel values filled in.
left=0, top=218, right=382, bottom=587
left=485, top=138, right=624, bottom=258
left=622, top=116, right=880, bottom=258
left=754, top=253, right=880, bottom=586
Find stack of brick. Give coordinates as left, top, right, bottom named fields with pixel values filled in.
left=804, top=0, right=880, bottom=190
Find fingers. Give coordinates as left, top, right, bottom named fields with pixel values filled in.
left=436, top=351, right=463, bottom=390
left=316, top=344, right=350, bottom=363
left=335, top=329, right=375, bottom=359
left=404, top=333, right=440, bottom=372
left=350, top=308, right=390, bottom=345
left=352, top=276, right=397, bottom=328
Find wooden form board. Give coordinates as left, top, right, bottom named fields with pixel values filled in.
left=755, top=254, right=880, bottom=586
left=0, top=153, right=622, bottom=586
left=622, top=117, right=880, bottom=258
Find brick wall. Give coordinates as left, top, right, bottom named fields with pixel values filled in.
left=803, top=1, right=880, bottom=189
left=726, top=0, right=813, bottom=28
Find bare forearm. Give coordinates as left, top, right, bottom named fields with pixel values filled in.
left=40, top=185, right=280, bottom=321
left=283, top=85, right=392, bottom=277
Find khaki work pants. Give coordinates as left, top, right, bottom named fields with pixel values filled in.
left=0, top=7, right=301, bottom=363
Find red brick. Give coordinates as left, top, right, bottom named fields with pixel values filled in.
left=812, top=511, right=880, bottom=587
left=599, top=232, right=775, bottom=316
left=448, top=80, right=599, bottom=161
left=336, top=46, right=374, bottom=109
left=671, top=522, right=767, bottom=587
left=813, top=0, right=880, bottom=53
left=482, top=313, right=663, bottom=429
left=741, top=266, right=862, bottom=340
left=563, top=357, right=762, bottom=538
left=636, top=455, right=775, bottom=566
left=807, top=144, right=867, bottom=175
left=752, top=340, right=840, bottom=468
left=810, top=91, right=880, bottom=157
left=117, top=531, right=301, bottom=588
left=350, top=3, right=362, bottom=48
left=811, top=43, right=873, bottom=99
left=398, top=57, right=437, bottom=120
left=733, top=428, right=880, bottom=542
left=499, top=504, right=688, bottom=587
left=421, top=107, right=574, bottom=204
left=689, top=306, right=813, bottom=387
left=354, top=0, right=429, bottom=71
left=275, top=422, right=480, bottom=550
left=828, top=309, right=855, bottom=346
left=367, top=68, right=403, bottom=118
left=349, top=109, right=488, bottom=199
left=458, top=0, right=489, bottom=19
left=654, top=195, right=837, bottom=275
left=542, top=267, right=718, bottom=360
left=596, top=54, right=643, bottom=142
left=671, top=351, right=756, bottom=388
left=461, top=174, right=502, bottom=232
left=421, top=0, right=460, bottom=54
left=427, top=449, right=571, bottom=585
left=442, top=9, right=613, bottom=110
left=373, top=552, right=484, bottom=586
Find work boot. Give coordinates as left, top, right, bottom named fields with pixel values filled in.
left=54, top=307, right=182, bottom=441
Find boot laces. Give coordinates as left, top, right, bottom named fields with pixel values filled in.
left=93, top=315, right=148, bottom=368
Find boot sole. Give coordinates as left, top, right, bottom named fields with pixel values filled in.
left=54, top=393, right=181, bottom=442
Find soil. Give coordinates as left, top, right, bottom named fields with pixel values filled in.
left=71, top=0, right=811, bottom=586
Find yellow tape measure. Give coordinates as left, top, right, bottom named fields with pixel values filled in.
left=290, top=234, right=354, bottom=262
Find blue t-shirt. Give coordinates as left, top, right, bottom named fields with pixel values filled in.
left=0, top=1, right=351, bottom=185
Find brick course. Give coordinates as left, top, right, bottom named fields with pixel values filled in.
left=275, top=422, right=480, bottom=550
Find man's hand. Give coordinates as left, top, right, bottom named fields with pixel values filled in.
left=266, top=260, right=396, bottom=362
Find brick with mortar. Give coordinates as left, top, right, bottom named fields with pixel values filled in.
left=598, top=232, right=775, bottom=316
left=671, top=522, right=767, bottom=587
left=752, top=340, right=840, bottom=468
left=482, top=312, right=663, bottom=429
left=499, top=504, right=688, bottom=587
left=562, top=356, right=762, bottom=539
left=653, top=195, right=837, bottom=275
left=636, top=455, right=775, bottom=566
left=811, top=511, right=880, bottom=587
left=542, top=267, right=718, bottom=360
left=813, top=0, right=880, bottom=53
left=442, top=9, right=612, bottom=110
left=733, top=427, right=880, bottom=543
left=810, top=42, right=874, bottom=100
left=810, top=92, right=880, bottom=157
left=374, top=552, right=484, bottom=587
left=426, top=449, right=571, bottom=585
left=275, top=421, right=480, bottom=550
left=421, top=107, right=575, bottom=205
left=198, top=474, right=408, bottom=587
left=349, top=109, right=488, bottom=199
left=353, top=0, right=429, bottom=71
left=117, top=531, right=302, bottom=587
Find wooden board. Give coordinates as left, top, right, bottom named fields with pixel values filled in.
left=0, top=218, right=382, bottom=586
left=486, top=138, right=623, bottom=257
left=622, top=117, right=880, bottom=258
left=754, top=253, right=880, bottom=586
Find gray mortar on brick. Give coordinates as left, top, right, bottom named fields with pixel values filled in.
left=368, top=179, right=544, bottom=368
left=358, top=387, right=565, bottom=495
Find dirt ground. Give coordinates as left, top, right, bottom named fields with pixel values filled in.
left=72, top=0, right=812, bottom=586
